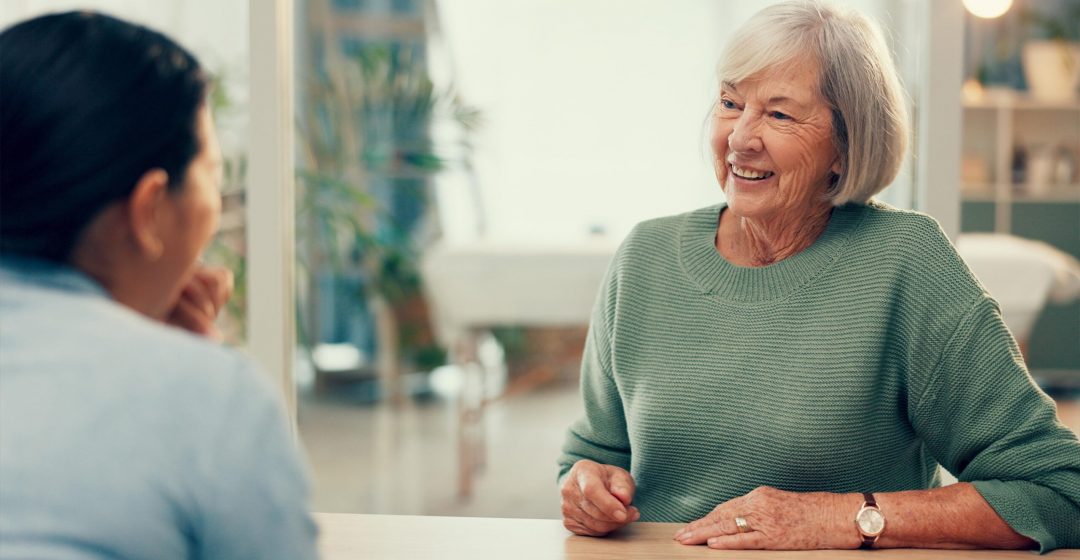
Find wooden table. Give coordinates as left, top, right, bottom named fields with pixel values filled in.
left=316, top=513, right=1079, bottom=559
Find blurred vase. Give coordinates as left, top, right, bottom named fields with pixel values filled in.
left=1027, top=146, right=1054, bottom=196
left=1022, top=40, right=1080, bottom=101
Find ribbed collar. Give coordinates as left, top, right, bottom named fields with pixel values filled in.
left=679, top=202, right=867, bottom=304
left=0, top=255, right=110, bottom=300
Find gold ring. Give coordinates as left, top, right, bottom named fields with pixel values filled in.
left=734, top=516, right=750, bottom=533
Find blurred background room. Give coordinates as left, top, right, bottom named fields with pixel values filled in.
left=3, top=0, right=1077, bottom=521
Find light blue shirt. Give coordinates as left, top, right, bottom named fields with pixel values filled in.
left=0, top=258, right=318, bottom=559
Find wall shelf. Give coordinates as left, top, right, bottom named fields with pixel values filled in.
left=963, top=184, right=1080, bottom=203
left=961, top=94, right=1080, bottom=233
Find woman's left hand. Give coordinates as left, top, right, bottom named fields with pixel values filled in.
left=673, top=486, right=860, bottom=550
left=165, top=265, right=234, bottom=341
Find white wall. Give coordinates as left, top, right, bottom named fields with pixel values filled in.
left=431, top=0, right=724, bottom=243
left=0, top=0, right=247, bottom=70
left=0, top=0, right=249, bottom=155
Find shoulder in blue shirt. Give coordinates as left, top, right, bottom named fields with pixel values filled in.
left=0, top=258, right=318, bottom=560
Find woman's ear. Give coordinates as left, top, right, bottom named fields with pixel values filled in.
left=126, top=168, right=170, bottom=261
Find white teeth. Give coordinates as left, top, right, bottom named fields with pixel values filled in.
left=731, top=164, right=772, bottom=180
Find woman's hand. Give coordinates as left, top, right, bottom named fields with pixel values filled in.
left=673, top=486, right=860, bottom=550
left=560, top=459, right=641, bottom=537
left=165, top=265, right=233, bottom=341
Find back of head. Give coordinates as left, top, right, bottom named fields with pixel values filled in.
left=716, top=0, right=910, bottom=205
left=0, top=12, right=208, bottom=262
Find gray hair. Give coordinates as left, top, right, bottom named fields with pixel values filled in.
left=717, top=1, right=909, bottom=205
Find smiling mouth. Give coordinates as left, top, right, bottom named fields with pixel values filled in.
left=730, top=164, right=774, bottom=181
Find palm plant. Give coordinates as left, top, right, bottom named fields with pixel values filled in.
left=297, top=36, right=479, bottom=402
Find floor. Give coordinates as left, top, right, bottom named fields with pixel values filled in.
left=298, top=380, right=583, bottom=519
left=297, top=379, right=1080, bottom=519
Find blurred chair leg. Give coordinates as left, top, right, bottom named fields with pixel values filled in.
left=474, top=336, right=489, bottom=473
left=457, top=403, right=473, bottom=499
left=454, top=330, right=488, bottom=500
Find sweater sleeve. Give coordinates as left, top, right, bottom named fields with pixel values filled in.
left=556, top=254, right=632, bottom=484
left=909, top=295, right=1080, bottom=552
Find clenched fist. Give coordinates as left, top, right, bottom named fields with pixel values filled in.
left=560, top=459, right=640, bottom=536
left=165, top=264, right=233, bottom=340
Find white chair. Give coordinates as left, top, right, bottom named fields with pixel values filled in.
left=419, top=240, right=618, bottom=498
left=956, top=233, right=1080, bottom=352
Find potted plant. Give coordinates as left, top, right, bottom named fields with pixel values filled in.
left=296, top=39, right=480, bottom=403
left=1021, top=3, right=1080, bottom=100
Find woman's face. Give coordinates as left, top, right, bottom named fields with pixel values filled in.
left=157, top=105, right=222, bottom=310
left=710, top=59, right=840, bottom=223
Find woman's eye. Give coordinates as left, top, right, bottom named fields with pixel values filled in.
left=720, top=99, right=738, bottom=110
left=771, top=111, right=791, bottom=120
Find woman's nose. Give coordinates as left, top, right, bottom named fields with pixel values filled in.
left=728, top=113, right=763, bottom=154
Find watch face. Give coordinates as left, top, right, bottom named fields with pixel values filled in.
left=857, top=507, right=885, bottom=536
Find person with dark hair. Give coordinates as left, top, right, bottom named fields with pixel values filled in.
left=0, top=12, right=317, bottom=559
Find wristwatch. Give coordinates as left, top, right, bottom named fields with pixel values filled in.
left=854, top=492, right=885, bottom=549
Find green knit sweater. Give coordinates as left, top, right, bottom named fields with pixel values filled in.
left=557, top=202, right=1080, bottom=551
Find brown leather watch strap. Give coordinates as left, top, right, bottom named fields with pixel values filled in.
left=860, top=492, right=878, bottom=550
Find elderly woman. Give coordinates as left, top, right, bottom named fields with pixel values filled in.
left=557, top=1, right=1080, bottom=552
left=0, top=12, right=315, bottom=559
